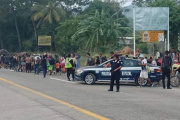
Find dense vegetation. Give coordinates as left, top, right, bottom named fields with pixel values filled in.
left=0, top=0, right=180, bottom=54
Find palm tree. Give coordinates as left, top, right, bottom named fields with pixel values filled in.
left=32, top=1, right=66, bottom=51
left=102, top=14, right=130, bottom=46
left=72, top=10, right=129, bottom=51
left=72, top=10, right=105, bottom=51
left=32, top=1, right=66, bottom=28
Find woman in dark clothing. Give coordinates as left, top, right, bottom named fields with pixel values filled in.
left=147, top=57, right=153, bottom=64
left=41, top=55, right=47, bottom=78
left=95, top=56, right=100, bottom=66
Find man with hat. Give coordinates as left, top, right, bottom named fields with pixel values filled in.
left=139, top=54, right=153, bottom=87
left=104, top=54, right=123, bottom=92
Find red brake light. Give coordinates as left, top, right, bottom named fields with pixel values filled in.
left=154, top=69, right=161, bottom=73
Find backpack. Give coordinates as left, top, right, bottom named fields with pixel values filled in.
left=88, top=58, right=95, bottom=66
left=49, top=58, right=55, bottom=65
left=162, top=56, right=172, bottom=69
left=147, top=66, right=151, bottom=73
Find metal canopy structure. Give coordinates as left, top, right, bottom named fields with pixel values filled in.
left=133, top=7, right=169, bottom=56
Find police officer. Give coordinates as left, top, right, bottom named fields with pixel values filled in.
left=104, top=54, right=123, bottom=92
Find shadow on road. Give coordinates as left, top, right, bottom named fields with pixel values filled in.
left=77, top=82, right=165, bottom=88
left=78, top=82, right=137, bottom=86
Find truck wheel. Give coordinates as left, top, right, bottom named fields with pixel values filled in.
left=84, top=73, right=96, bottom=85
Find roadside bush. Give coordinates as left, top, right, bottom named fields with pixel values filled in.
left=136, top=43, right=148, bottom=54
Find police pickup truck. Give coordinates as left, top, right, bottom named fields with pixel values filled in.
left=75, top=58, right=162, bottom=85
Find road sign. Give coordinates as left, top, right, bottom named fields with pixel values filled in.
left=142, top=31, right=164, bottom=42
left=38, top=36, right=51, bottom=46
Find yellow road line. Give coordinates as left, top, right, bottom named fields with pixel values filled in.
left=0, top=77, right=109, bottom=120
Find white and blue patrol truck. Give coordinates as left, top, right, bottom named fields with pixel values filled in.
left=75, top=58, right=162, bottom=85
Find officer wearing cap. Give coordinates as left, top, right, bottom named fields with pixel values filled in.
left=104, top=54, right=123, bottom=92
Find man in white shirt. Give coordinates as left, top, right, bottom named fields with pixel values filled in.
left=34, top=56, right=41, bottom=74
left=139, top=54, right=153, bottom=87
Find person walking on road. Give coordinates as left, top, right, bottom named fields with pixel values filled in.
left=60, top=54, right=66, bottom=73
left=71, top=54, right=76, bottom=81
left=161, top=51, right=172, bottom=89
left=75, top=54, right=81, bottom=69
left=48, top=56, right=55, bottom=75
left=104, top=54, right=123, bottom=92
left=34, top=56, right=41, bottom=75
left=65, top=54, right=73, bottom=81
left=138, top=54, right=153, bottom=87
left=55, top=61, right=60, bottom=74
left=25, top=55, right=32, bottom=73
left=41, top=55, right=47, bottom=78
left=21, top=55, right=26, bottom=72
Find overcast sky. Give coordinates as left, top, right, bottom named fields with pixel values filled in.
left=121, top=0, right=133, bottom=7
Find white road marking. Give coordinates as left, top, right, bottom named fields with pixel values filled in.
left=49, top=77, right=76, bottom=84
left=7, top=69, right=75, bottom=84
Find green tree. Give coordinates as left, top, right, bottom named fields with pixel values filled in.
left=72, top=10, right=129, bottom=52
left=0, top=0, right=50, bottom=51
left=57, top=0, right=91, bottom=15
left=32, top=1, right=66, bottom=51
left=32, top=1, right=66, bottom=28
left=84, top=0, right=124, bottom=19
left=56, top=15, right=88, bottom=53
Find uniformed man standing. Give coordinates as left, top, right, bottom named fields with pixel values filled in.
left=105, top=54, right=123, bottom=92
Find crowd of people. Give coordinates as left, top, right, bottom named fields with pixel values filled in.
left=138, top=49, right=180, bottom=89
left=85, top=53, right=108, bottom=66
left=1, top=49, right=180, bottom=90
left=135, top=49, right=180, bottom=67
left=0, top=52, right=81, bottom=80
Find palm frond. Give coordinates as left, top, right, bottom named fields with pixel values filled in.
left=52, top=9, right=60, bottom=22
left=33, top=8, right=48, bottom=21
left=54, top=7, right=66, bottom=19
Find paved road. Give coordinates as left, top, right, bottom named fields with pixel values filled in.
left=0, top=69, right=180, bottom=120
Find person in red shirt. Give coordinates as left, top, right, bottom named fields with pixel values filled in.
left=60, top=55, right=66, bottom=73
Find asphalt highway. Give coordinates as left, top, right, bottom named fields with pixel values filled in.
left=0, top=69, right=180, bottom=120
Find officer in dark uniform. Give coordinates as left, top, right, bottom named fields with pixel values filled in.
left=105, top=54, right=123, bottom=92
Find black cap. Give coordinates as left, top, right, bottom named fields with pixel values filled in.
left=114, top=54, right=119, bottom=59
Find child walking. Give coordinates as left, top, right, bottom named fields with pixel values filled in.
left=56, top=61, right=60, bottom=75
